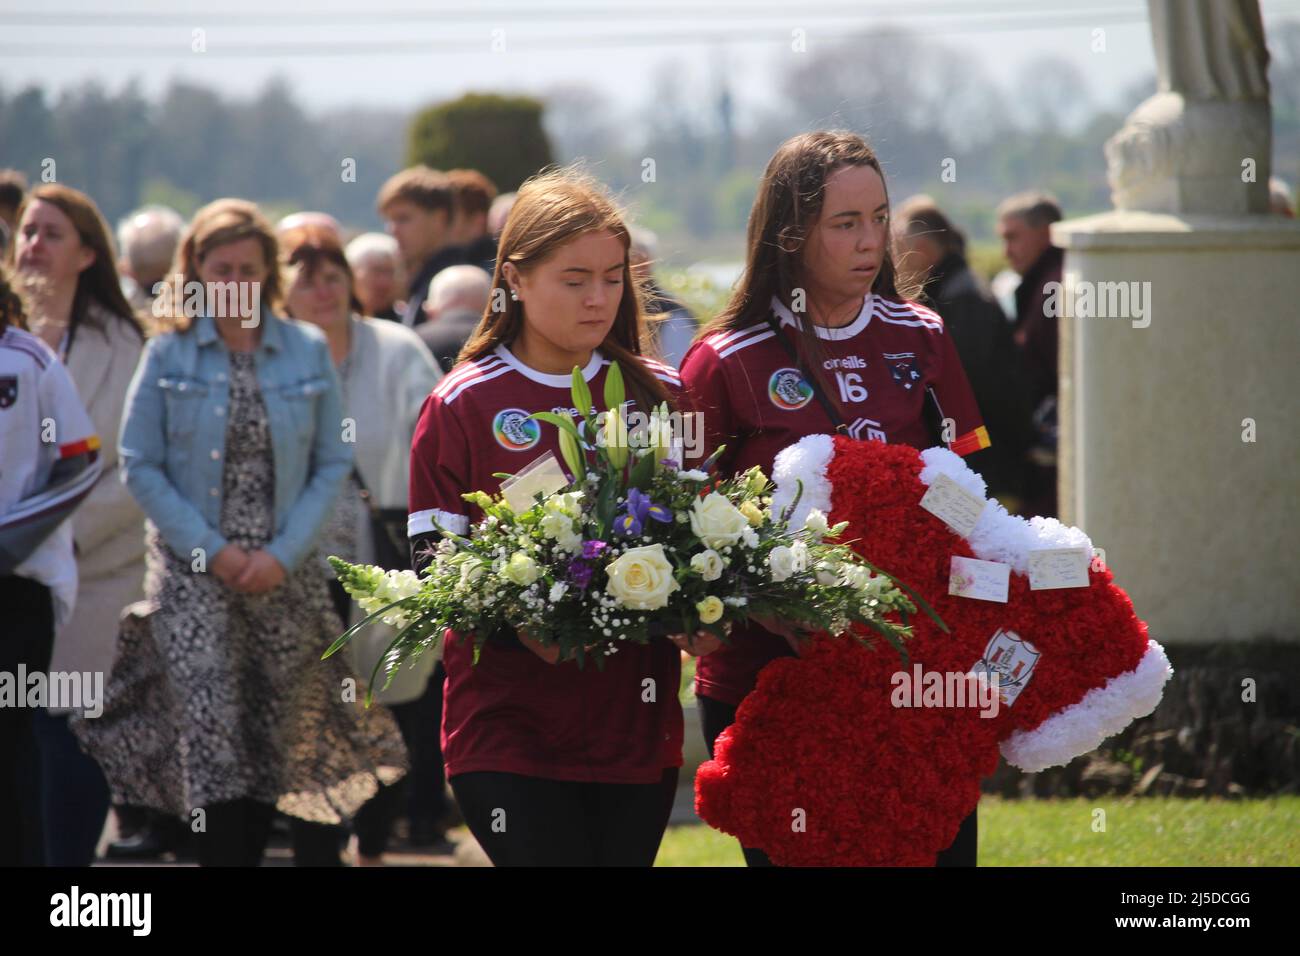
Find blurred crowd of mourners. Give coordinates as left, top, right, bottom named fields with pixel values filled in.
left=0, top=154, right=1293, bottom=868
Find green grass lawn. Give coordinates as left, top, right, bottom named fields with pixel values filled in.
left=654, top=796, right=1300, bottom=866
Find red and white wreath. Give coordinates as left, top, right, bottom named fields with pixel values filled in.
left=694, top=435, right=1173, bottom=866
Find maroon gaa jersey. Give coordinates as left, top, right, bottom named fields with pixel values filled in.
left=681, top=292, right=990, bottom=706
left=408, top=343, right=686, bottom=783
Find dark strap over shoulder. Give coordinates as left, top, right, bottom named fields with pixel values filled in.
left=764, top=311, right=849, bottom=434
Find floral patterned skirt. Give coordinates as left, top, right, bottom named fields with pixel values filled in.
left=72, top=527, right=409, bottom=825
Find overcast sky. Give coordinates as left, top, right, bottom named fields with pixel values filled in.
left=2, top=0, right=1298, bottom=123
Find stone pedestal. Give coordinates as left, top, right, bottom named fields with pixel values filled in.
left=1051, top=210, right=1300, bottom=644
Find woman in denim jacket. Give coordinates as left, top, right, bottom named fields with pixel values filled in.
left=73, top=199, right=407, bottom=867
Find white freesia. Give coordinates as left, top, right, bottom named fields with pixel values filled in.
left=459, top=557, right=486, bottom=588
left=359, top=569, right=422, bottom=627
left=814, top=561, right=840, bottom=586
left=804, top=508, right=830, bottom=538
left=549, top=581, right=569, bottom=603
left=374, top=569, right=419, bottom=601
left=539, top=511, right=582, bottom=551
left=690, top=492, right=750, bottom=549
left=741, top=526, right=760, bottom=549
left=690, top=548, right=725, bottom=581
left=678, top=469, right=710, bottom=482
left=789, top=540, right=810, bottom=573
left=840, top=564, right=872, bottom=590
left=544, top=490, right=584, bottom=516
left=768, top=545, right=796, bottom=582
left=605, top=544, right=680, bottom=611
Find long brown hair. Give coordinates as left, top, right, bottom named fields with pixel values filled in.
left=0, top=266, right=27, bottom=333
left=161, top=198, right=283, bottom=332
left=700, top=130, right=920, bottom=407
left=7, top=183, right=142, bottom=344
left=458, top=166, right=672, bottom=415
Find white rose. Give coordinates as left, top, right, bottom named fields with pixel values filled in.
left=690, top=548, right=725, bottom=582
left=605, top=544, right=681, bottom=611
left=768, top=545, right=796, bottom=582
left=690, top=493, right=750, bottom=550
left=502, top=551, right=541, bottom=587
left=696, top=595, right=724, bottom=625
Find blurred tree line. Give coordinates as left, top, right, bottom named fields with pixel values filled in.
left=2, top=23, right=1295, bottom=256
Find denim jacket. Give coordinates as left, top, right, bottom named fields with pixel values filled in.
left=118, top=312, right=353, bottom=572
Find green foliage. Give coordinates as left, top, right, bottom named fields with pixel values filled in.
left=407, top=92, right=553, bottom=191
left=658, top=269, right=735, bottom=326
left=138, top=178, right=202, bottom=219
left=655, top=797, right=1300, bottom=866
left=965, top=241, right=1008, bottom=284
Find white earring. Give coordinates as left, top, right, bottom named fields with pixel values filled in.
left=509, top=289, right=519, bottom=302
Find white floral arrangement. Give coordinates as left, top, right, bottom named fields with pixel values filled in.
left=326, top=362, right=941, bottom=701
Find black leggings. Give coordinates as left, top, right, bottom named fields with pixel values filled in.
left=194, top=798, right=276, bottom=867
left=697, top=694, right=978, bottom=867
left=450, top=768, right=679, bottom=866
left=0, top=575, right=54, bottom=866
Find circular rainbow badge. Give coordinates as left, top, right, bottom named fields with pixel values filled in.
left=768, top=368, right=814, bottom=411
left=492, top=408, right=542, bottom=451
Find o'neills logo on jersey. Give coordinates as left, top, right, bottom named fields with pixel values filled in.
left=492, top=408, right=541, bottom=451
left=768, top=368, right=814, bottom=411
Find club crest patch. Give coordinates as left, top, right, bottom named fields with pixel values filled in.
left=768, top=368, right=813, bottom=411
left=969, top=628, right=1041, bottom=707
left=884, top=352, right=922, bottom=390
left=493, top=407, right=541, bottom=451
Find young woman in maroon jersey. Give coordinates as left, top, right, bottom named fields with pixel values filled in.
left=407, top=168, right=711, bottom=866
left=681, top=131, right=991, bottom=867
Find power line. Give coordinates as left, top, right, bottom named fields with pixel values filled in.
left=0, top=2, right=1152, bottom=28
left=0, top=11, right=1162, bottom=58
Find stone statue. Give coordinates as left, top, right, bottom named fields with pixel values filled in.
left=1105, top=0, right=1272, bottom=215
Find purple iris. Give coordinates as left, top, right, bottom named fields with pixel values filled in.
left=615, top=488, right=673, bottom=537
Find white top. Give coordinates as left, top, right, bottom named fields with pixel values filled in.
left=1, top=327, right=100, bottom=628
